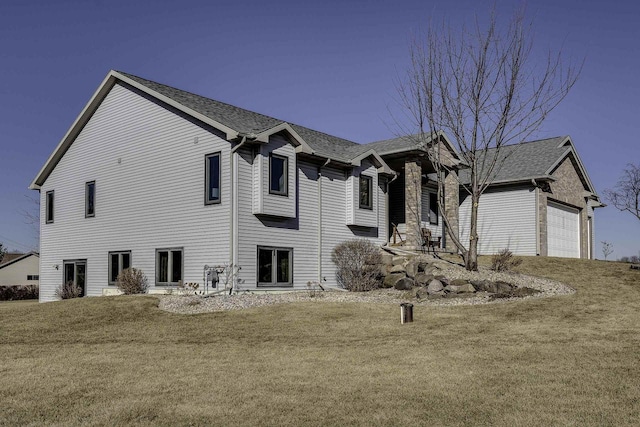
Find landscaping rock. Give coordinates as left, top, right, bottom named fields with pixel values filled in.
left=414, top=273, right=434, bottom=286
left=510, top=287, right=541, bottom=297
left=392, top=256, right=405, bottom=266
left=444, top=283, right=475, bottom=294
left=383, top=273, right=406, bottom=288
left=495, top=281, right=514, bottom=294
left=426, top=279, right=444, bottom=294
left=471, top=280, right=489, bottom=292
left=405, top=260, right=420, bottom=279
left=380, top=252, right=394, bottom=266
left=427, top=291, right=445, bottom=300
left=394, top=278, right=415, bottom=291
left=450, top=278, right=470, bottom=287
left=415, top=286, right=429, bottom=299
left=434, top=275, right=450, bottom=286
left=390, top=264, right=406, bottom=274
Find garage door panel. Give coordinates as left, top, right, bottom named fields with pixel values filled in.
left=547, top=202, right=580, bottom=258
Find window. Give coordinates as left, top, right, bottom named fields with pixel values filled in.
left=156, top=248, right=183, bottom=286
left=257, top=246, right=292, bottom=287
left=109, top=251, right=131, bottom=285
left=269, top=154, right=288, bottom=195
left=46, top=190, right=54, bottom=223
left=63, top=260, right=87, bottom=297
left=205, top=153, right=221, bottom=204
left=359, top=175, right=373, bottom=209
left=85, top=181, right=95, bottom=217
left=27, top=275, right=39, bottom=280
left=429, top=192, right=438, bottom=225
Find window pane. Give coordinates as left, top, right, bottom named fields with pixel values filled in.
left=429, top=193, right=438, bottom=224
left=258, top=248, right=273, bottom=283
left=207, top=154, right=220, bottom=201
left=171, top=250, right=182, bottom=283
left=270, top=156, right=286, bottom=194
left=359, top=176, right=371, bottom=208
left=122, top=253, right=130, bottom=270
left=46, top=191, right=54, bottom=222
left=158, top=251, right=168, bottom=283
left=86, top=182, right=95, bottom=216
left=76, top=263, right=86, bottom=296
left=64, top=263, right=74, bottom=285
left=276, top=250, right=290, bottom=283
left=110, top=254, right=119, bottom=283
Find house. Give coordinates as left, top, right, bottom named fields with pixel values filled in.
left=0, top=252, right=40, bottom=286
left=30, top=70, right=399, bottom=302
left=456, top=137, right=603, bottom=258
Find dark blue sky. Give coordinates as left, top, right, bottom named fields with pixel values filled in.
left=1, top=0, right=638, bottom=257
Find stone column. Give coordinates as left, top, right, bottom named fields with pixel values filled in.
left=443, top=170, right=459, bottom=251
left=404, top=158, right=422, bottom=248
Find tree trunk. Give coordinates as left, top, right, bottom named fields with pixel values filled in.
left=466, top=192, right=479, bottom=271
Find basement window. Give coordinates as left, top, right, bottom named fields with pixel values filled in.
left=257, top=246, right=292, bottom=287
left=359, top=175, right=373, bottom=209
left=269, top=154, right=288, bottom=196
left=156, top=248, right=183, bottom=286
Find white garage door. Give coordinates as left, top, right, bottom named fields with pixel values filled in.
left=547, top=202, right=580, bottom=258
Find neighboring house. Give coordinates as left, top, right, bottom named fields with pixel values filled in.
left=0, top=252, right=40, bottom=286
left=457, top=137, right=603, bottom=258
left=30, top=71, right=395, bottom=302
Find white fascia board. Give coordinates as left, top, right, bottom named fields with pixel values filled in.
left=546, top=136, right=598, bottom=195
left=350, top=149, right=395, bottom=175
left=30, top=70, right=241, bottom=190
left=254, top=122, right=315, bottom=155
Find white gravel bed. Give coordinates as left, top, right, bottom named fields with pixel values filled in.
left=158, top=269, right=574, bottom=315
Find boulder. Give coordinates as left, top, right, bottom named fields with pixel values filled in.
left=405, top=260, right=420, bottom=279
left=390, top=264, right=406, bottom=274
left=495, top=281, right=514, bottom=294
left=383, top=273, right=405, bottom=288
left=482, top=281, right=498, bottom=293
left=434, top=275, right=450, bottom=286
left=426, top=279, right=444, bottom=294
left=510, top=287, right=540, bottom=297
left=394, top=277, right=415, bottom=290
left=414, top=273, right=434, bottom=286
left=380, top=252, right=394, bottom=266
left=427, top=291, right=445, bottom=300
left=450, top=278, right=470, bottom=287
left=415, top=286, right=429, bottom=299
left=392, top=256, right=405, bottom=266
left=470, top=280, right=488, bottom=292
left=456, top=283, right=476, bottom=293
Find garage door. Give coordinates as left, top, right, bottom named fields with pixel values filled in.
left=547, top=202, right=580, bottom=258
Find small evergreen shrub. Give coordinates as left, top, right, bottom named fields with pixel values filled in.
left=116, top=268, right=149, bottom=295
left=56, top=281, right=82, bottom=300
left=331, top=239, right=382, bottom=292
left=491, top=249, right=523, bottom=272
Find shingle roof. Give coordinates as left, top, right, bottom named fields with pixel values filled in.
left=118, top=71, right=363, bottom=163
left=458, top=136, right=571, bottom=184
left=365, top=135, right=424, bottom=155
left=0, top=252, right=38, bottom=270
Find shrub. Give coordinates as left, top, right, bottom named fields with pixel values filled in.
left=0, top=285, right=39, bottom=301
left=56, top=281, right=82, bottom=300
left=331, top=239, right=382, bottom=292
left=116, top=268, right=149, bottom=295
left=491, top=249, right=523, bottom=272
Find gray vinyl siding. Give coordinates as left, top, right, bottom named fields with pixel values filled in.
left=346, top=161, right=378, bottom=227
left=39, top=83, right=231, bottom=301
left=252, top=135, right=296, bottom=218
left=459, top=186, right=537, bottom=256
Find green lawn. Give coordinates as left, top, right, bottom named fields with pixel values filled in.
left=1, top=257, right=639, bottom=426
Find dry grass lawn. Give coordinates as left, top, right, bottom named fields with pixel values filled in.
left=1, top=256, right=639, bottom=426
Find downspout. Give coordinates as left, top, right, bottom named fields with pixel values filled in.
left=229, top=134, right=254, bottom=292
left=532, top=179, right=540, bottom=255
left=318, top=158, right=330, bottom=282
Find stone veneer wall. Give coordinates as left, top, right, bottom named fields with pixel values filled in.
left=444, top=170, right=459, bottom=251
left=537, top=154, right=590, bottom=258
left=404, top=158, right=422, bottom=248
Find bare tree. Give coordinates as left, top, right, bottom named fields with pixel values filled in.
left=604, top=163, right=640, bottom=221
left=397, top=7, right=580, bottom=270
left=19, top=194, right=40, bottom=250
left=601, top=241, right=613, bottom=261
left=0, top=242, right=6, bottom=264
